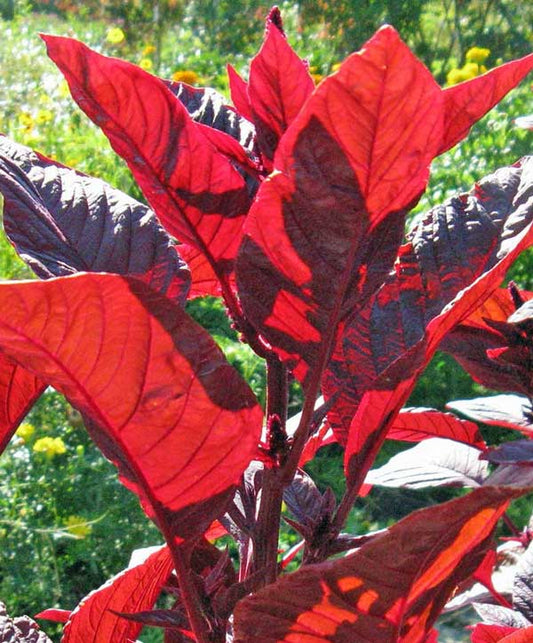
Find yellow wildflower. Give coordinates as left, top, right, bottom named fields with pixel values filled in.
left=171, top=70, right=199, bottom=85
left=64, top=515, right=92, bottom=539
left=462, top=62, right=480, bottom=79
left=331, top=62, right=342, bottom=72
left=446, top=68, right=467, bottom=86
left=33, top=436, right=66, bottom=458
left=465, top=47, right=490, bottom=64
left=142, top=44, right=156, bottom=56
left=58, top=80, right=70, bottom=99
left=311, top=73, right=323, bottom=85
left=139, top=58, right=153, bottom=71
left=106, top=27, right=125, bottom=45
left=36, top=109, right=54, bottom=125
left=15, top=422, right=35, bottom=442
left=18, top=112, right=34, bottom=133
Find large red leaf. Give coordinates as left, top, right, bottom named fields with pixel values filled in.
left=247, top=8, right=315, bottom=169
left=42, top=36, right=252, bottom=286
left=62, top=545, right=173, bottom=643
left=471, top=625, right=533, bottom=643
left=440, top=53, right=533, bottom=155
left=237, top=25, right=443, bottom=388
left=234, top=486, right=524, bottom=642
left=0, top=273, right=262, bottom=540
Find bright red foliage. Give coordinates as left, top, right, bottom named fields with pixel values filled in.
left=0, top=7, right=532, bottom=642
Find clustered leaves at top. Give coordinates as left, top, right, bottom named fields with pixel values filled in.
left=1, top=6, right=533, bottom=643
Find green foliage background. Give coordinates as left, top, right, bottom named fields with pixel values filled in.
left=0, top=1, right=531, bottom=639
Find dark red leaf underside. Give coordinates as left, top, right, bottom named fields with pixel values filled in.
left=440, top=53, right=533, bottom=155
left=365, top=438, right=488, bottom=489
left=248, top=18, right=314, bottom=169
left=0, top=273, right=262, bottom=540
left=62, top=545, right=173, bottom=643
left=320, top=158, right=533, bottom=488
left=43, top=35, right=252, bottom=284
left=0, top=135, right=190, bottom=305
left=443, top=289, right=533, bottom=396
left=237, top=26, right=443, bottom=388
left=388, top=407, right=485, bottom=448
left=234, top=487, right=523, bottom=643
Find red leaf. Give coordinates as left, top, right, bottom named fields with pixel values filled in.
left=234, top=486, right=524, bottom=642
left=472, top=625, right=533, bottom=643
left=471, top=624, right=521, bottom=643
left=0, top=355, right=45, bottom=453
left=34, top=609, right=71, bottom=623
left=237, top=25, right=443, bottom=387
left=440, top=53, right=533, bottom=155
left=0, top=273, right=262, bottom=540
left=248, top=16, right=314, bottom=168
left=62, top=545, right=173, bottom=642
left=227, top=64, right=253, bottom=123
left=43, top=36, right=252, bottom=284
left=389, top=407, right=485, bottom=448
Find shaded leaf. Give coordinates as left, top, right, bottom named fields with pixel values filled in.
left=0, top=135, right=190, bottom=305
left=63, top=545, right=173, bottom=642
left=0, top=273, right=262, bottom=540
left=513, top=542, right=533, bottom=622
left=0, top=603, right=52, bottom=643
left=333, top=158, right=533, bottom=490
left=43, top=35, right=252, bottom=285
left=282, top=469, right=323, bottom=525
left=447, top=395, right=533, bottom=434
left=473, top=603, right=531, bottom=629
left=234, top=487, right=523, bottom=642
left=486, top=465, right=533, bottom=488
left=482, top=441, right=533, bottom=465
left=365, top=438, right=488, bottom=489
left=443, top=288, right=533, bottom=397
left=388, top=407, right=485, bottom=448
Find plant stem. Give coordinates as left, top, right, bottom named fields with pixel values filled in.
left=252, top=356, right=288, bottom=585
left=171, top=544, right=212, bottom=643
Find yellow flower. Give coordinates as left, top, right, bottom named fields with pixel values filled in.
left=463, top=62, right=480, bottom=79
left=142, top=44, right=156, bottom=56
left=171, top=70, right=199, bottom=85
left=446, top=68, right=467, bottom=86
left=466, top=47, right=490, bottom=64
left=311, top=73, right=323, bottom=85
left=64, top=515, right=92, bottom=539
left=139, top=58, right=153, bottom=71
left=58, top=80, right=70, bottom=99
left=18, top=112, right=34, bottom=133
left=15, top=422, right=35, bottom=442
left=106, top=27, right=125, bottom=45
left=36, top=109, right=54, bottom=125
left=33, top=436, right=66, bottom=458
left=331, top=62, right=342, bottom=72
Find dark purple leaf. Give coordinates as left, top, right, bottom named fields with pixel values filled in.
left=482, top=441, right=533, bottom=465
left=513, top=542, right=533, bottom=622
left=0, top=602, right=52, bottom=643
left=473, top=603, right=531, bottom=629
left=365, top=438, right=488, bottom=489
left=0, top=135, right=190, bottom=305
